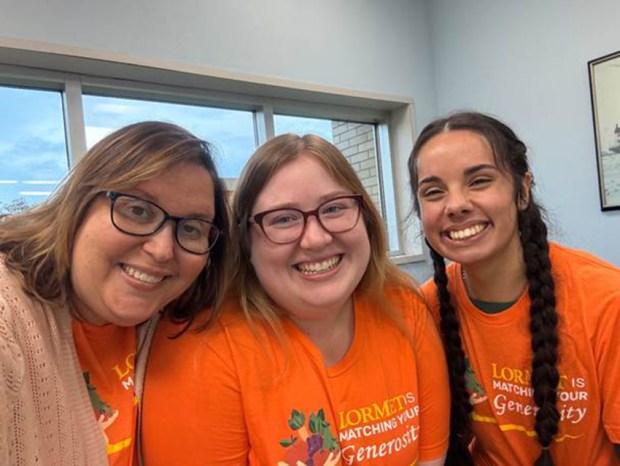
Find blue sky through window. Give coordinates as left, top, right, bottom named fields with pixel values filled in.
left=274, top=114, right=333, bottom=141
left=83, top=95, right=257, bottom=179
left=0, top=85, right=68, bottom=212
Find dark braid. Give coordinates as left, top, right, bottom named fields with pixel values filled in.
left=519, top=204, right=560, bottom=466
left=429, top=245, right=474, bottom=466
left=409, top=112, right=561, bottom=465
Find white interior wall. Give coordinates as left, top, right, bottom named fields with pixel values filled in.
left=429, top=0, right=620, bottom=266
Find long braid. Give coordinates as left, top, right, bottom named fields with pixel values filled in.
left=519, top=205, right=560, bottom=466
left=429, top=246, right=474, bottom=466
left=409, top=112, right=563, bottom=465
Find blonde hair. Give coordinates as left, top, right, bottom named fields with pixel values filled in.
left=230, top=133, right=415, bottom=335
left=0, top=121, right=230, bottom=325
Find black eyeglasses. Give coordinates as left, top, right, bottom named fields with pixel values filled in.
left=249, top=194, right=363, bottom=244
left=106, top=191, right=220, bottom=255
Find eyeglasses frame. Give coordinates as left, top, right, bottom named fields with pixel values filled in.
left=105, top=191, right=220, bottom=255
left=249, top=194, right=364, bottom=245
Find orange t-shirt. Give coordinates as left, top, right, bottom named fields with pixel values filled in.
left=421, top=243, right=620, bottom=465
left=142, top=286, right=449, bottom=465
left=73, top=320, right=138, bottom=466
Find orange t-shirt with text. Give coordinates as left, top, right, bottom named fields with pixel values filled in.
left=73, top=321, right=138, bottom=466
left=142, top=286, right=450, bottom=465
left=421, top=243, right=620, bottom=465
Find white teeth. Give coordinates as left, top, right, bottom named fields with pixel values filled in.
left=448, top=224, right=484, bottom=241
left=123, top=265, right=164, bottom=284
left=296, top=256, right=341, bottom=275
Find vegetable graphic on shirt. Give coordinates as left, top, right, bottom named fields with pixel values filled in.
left=465, top=357, right=487, bottom=404
left=83, top=372, right=119, bottom=442
left=278, top=408, right=341, bottom=466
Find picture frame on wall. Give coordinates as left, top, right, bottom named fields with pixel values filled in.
left=588, top=50, right=620, bottom=211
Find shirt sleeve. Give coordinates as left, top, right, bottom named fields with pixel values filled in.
left=408, top=293, right=450, bottom=461
left=594, top=288, right=620, bottom=443
left=142, top=322, right=249, bottom=465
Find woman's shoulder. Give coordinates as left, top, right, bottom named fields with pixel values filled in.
left=0, top=257, right=55, bottom=330
left=376, top=283, right=437, bottom=328
left=383, top=283, right=425, bottom=306
left=154, top=299, right=273, bottom=354
left=0, top=257, right=68, bottom=407
left=418, top=261, right=459, bottom=300
left=549, top=243, right=620, bottom=330
left=0, top=255, right=19, bottom=295
left=0, top=258, right=25, bottom=394
left=550, top=242, right=620, bottom=283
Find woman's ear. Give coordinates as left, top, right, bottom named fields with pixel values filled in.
left=517, top=172, right=533, bottom=210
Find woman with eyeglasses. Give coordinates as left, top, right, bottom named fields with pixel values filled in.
left=142, top=133, right=449, bottom=465
left=0, top=121, right=229, bottom=466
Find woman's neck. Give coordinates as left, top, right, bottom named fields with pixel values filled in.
left=290, top=300, right=355, bottom=367
left=462, top=245, right=527, bottom=303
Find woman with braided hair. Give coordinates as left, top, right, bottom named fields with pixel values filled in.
left=408, top=111, right=620, bottom=465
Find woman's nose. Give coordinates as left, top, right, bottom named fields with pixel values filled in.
left=142, top=222, right=176, bottom=262
left=298, top=215, right=333, bottom=249
left=445, top=190, right=472, bottom=216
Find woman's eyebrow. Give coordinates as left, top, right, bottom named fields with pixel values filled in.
left=418, top=163, right=498, bottom=188
left=464, top=164, right=497, bottom=176
left=418, top=175, right=442, bottom=187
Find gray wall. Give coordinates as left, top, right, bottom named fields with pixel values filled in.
left=0, top=0, right=437, bottom=125
left=428, top=0, right=620, bottom=267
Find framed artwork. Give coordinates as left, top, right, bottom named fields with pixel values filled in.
left=588, top=50, right=620, bottom=210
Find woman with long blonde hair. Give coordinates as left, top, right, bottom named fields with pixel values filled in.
left=143, top=133, right=449, bottom=466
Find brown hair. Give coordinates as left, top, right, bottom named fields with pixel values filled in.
left=408, top=112, right=559, bottom=466
left=231, top=133, right=415, bottom=334
left=0, top=121, right=230, bottom=327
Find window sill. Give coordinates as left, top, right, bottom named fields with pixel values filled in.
left=390, top=253, right=426, bottom=265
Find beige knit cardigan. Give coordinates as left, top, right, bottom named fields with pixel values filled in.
left=0, top=259, right=158, bottom=465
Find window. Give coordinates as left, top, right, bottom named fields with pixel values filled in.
left=0, top=53, right=420, bottom=260
left=83, top=95, right=256, bottom=179
left=274, top=115, right=333, bottom=141
left=0, top=85, right=68, bottom=214
left=274, top=115, right=400, bottom=253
